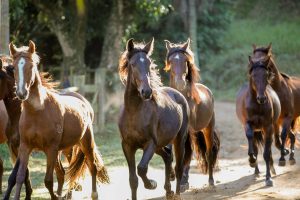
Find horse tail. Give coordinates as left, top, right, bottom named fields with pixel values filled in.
left=191, top=130, right=208, bottom=173
left=253, top=131, right=264, bottom=150
left=65, top=146, right=87, bottom=188
left=211, top=128, right=220, bottom=171
left=93, top=148, right=110, bottom=184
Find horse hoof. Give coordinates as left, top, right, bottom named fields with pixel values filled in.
left=91, top=192, right=98, bottom=200
left=166, top=191, right=174, bottom=200
left=289, top=158, right=296, bottom=165
left=209, top=179, right=214, bottom=186
left=278, top=159, right=286, bottom=166
left=265, top=178, right=273, bottom=187
left=254, top=168, right=260, bottom=175
left=145, top=179, right=157, bottom=190
left=57, top=196, right=63, bottom=200
left=249, top=161, right=257, bottom=168
left=173, top=194, right=182, bottom=200
left=180, top=182, right=189, bottom=193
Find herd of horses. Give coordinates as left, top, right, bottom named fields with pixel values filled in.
left=0, top=38, right=298, bottom=200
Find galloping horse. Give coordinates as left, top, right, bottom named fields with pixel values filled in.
left=164, top=39, right=220, bottom=190
left=236, top=54, right=280, bottom=186
left=118, top=38, right=189, bottom=200
left=252, top=44, right=300, bottom=166
left=6, top=41, right=109, bottom=200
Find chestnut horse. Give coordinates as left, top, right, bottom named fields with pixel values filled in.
left=0, top=56, right=78, bottom=199
left=7, top=41, right=109, bottom=200
left=252, top=44, right=300, bottom=166
left=118, top=38, right=189, bottom=200
left=164, top=39, right=220, bottom=190
left=236, top=55, right=280, bottom=186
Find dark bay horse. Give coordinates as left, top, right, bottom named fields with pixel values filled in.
left=236, top=55, right=280, bottom=186
left=118, top=38, right=189, bottom=200
left=7, top=41, right=109, bottom=200
left=164, top=39, right=220, bottom=190
left=0, top=100, right=8, bottom=193
left=252, top=44, right=300, bottom=166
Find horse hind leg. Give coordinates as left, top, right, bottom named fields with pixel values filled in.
left=156, top=147, right=174, bottom=198
left=55, top=153, right=65, bottom=199
left=137, top=140, right=157, bottom=190
left=180, top=133, right=192, bottom=192
left=289, top=130, right=296, bottom=165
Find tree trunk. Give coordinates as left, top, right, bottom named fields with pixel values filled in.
left=0, top=0, right=9, bottom=54
left=173, top=0, right=200, bottom=67
left=32, top=0, right=87, bottom=79
left=188, top=0, right=199, bottom=67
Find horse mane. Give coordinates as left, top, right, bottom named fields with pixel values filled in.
left=165, top=44, right=201, bottom=104
left=39, top=72, right=59, bottom=91
left=118, top=42, right=162, bottom=89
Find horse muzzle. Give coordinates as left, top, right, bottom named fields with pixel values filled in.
left=141, top=88, right=153, bottom=100
left=256, top=95, right=267, bottom=104
left=16, top=89, right=29, bottom=100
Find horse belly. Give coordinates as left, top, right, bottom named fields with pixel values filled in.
left=192, top=102, right=213, bottom=131
left=60, top=111, right=87, bottom=149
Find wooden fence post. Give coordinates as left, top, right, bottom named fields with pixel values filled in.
left=95, top=68, right=106, bottom=133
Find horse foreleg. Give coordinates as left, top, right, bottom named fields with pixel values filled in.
left=122, top=142, right=138, bottom=200
left=137, top=140, right=157, bottom=190
left=245, top=123, right=256, bottom=167
left=180, top=133, right=192, bottom=192
left=156, top=147, right=174, bottom=198
left=54, top=153, right=65, bottom=198
left=263, top=126, right=273, bottom=186
left=253, top=138, right=260, bottom=175
left=45, top=148, right=59, bottom=200
left=14, top=144, right=31, bottom=200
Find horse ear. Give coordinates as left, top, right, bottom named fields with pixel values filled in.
left=182, top=38, right=191, bottom=51
left=248, top=55, right=253, bottom=65
left=164, top=40, right=172, bottom=51
left=9, top=42, right=17, bottom=56
left=28, top=40, right=36, bottom=53
left=267, top=42, right=272, bottom=52
left=126, top=38, right=134, bottom=52
left=252, top=44, right=257, bottom=51
left=144, top=37, right=154, bottom=55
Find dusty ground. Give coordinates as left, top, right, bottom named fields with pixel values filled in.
left=2, top=101, right=300, bottom=200
left=72, top=101, right=300, bottom=200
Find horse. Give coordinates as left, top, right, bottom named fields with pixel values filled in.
left=0, top=100, right=8, bottom=194
left=0, top=55, right=80, bottom=199
left=164, top=39, right=220, bottom=190
left=252, top=44, right=300, bottom=166
left=118, top=38, right=189, bottom=200
left=236, top=54, right=280, bottom=186
left=6, top=41, right=109, bottom=200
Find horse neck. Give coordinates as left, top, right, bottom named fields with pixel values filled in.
left=23, top=70, right=47, bottom=111
left=124, top=69, right=142, bottom=111
left=269, top=59, right=284, bottom=88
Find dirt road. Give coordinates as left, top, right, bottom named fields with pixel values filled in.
left=71, top=101, right=300, bottom=200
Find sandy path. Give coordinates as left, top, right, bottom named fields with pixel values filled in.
left=70, top=101, right=300, bottom=200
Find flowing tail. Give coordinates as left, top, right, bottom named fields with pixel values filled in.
left=253, top=131, right=264, bottom=150
left=66, top=146, right=110, bottom=189
left=191, top=129, right=220, bottom=174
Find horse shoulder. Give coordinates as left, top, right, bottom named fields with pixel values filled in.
left=0, top=101, right=8, bottom=143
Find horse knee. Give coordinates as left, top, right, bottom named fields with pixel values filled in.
left=137, top=164, right=148, bottom=177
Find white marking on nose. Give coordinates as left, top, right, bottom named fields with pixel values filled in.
left=174, top=54, right=180, bottom=60
left=18, top=57, right=25, bottom=92
left=140, top=57, right=145, bottom=63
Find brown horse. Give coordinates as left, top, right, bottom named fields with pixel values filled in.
left=164, top=39, right=220, bottom=190
left=6, top=41, right=109, bottom=200
left=118, top=38, right=189, bottom=200
left=236, top=54, right=280, bottom=186
left=0, top=56, right=79, bottom=199
left=252, top=44, right=300, bottom=166
left=0, top=100, right=8, bottom=193
left=0, top=56, right=35, bottom=199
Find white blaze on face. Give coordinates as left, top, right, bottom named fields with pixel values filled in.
left=18, top=57, right=26, bottom=91
left=139, top=57, right=145, bottom=63
left=174, top=54, right=180, bottom=60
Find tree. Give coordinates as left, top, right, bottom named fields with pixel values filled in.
left=0, top=0, right=9, bottom=54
